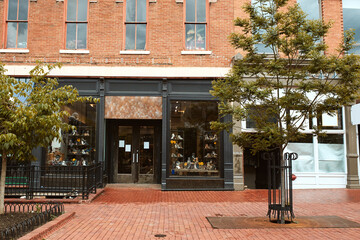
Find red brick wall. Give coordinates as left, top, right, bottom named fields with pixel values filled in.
left=322, top=0, right=344, bottom=55
left=0, top=0, right=236, bottom=67
left=0, top=0, right=346, bottom=67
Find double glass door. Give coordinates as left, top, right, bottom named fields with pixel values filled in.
left=118, top=125, right=155, bottom=183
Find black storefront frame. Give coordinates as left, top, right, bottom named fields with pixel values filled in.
left=52, top=78, right=233, bottom=190
left=162, top=80, right=234, bottom=190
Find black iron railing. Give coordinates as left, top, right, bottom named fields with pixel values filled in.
left=1, top=202, right=64, bottom=240
left=4, top=163, right=103, bottom=200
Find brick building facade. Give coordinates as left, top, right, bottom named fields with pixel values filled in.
left=0, top=0, right=359, bottom=190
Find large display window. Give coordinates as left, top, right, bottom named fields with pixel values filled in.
left=170, top=101, right=220, bottom=177
left=46, top=102, right=97, bottom=167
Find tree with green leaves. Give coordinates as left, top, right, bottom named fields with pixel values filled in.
left=211, top=0, right=360, bottom=223
left=0, top=63, right=97, bottom=214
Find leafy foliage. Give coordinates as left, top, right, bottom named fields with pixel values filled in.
left=211, top=0, right=360, bottom=154
left=0, top=62, right=98, bottom=162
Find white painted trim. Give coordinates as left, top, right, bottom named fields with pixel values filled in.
left=181, top=51, right=212, bottom=55
left=209, top=0, right=217, bottom=2
left=115, top=0, right=123, bottom=2
left=89, top=0, right=98, bottom=3
left=175, top=0, right=183, bottom=3
left=0, top=49, right=29, bottom=53
left=59, top=49, right=90, bottom=54
left=119, top=50, right=150, bottom=55
left=4, top=65, right=231, bottom=78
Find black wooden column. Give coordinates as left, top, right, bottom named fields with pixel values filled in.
left=161, top=78, right=168, bottom=190
left=97, top=77, right=105, bottom=184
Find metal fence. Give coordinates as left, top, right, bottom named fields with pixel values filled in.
left=4, top=163, right=103, bottom=200
left=1, top=202, right=64, bottom=240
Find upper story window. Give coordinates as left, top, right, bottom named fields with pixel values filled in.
left=125, top=0, right=147, bottom=50
left=185, top=0, right=207, bottom=50
left=251, top=0, right=272, bottom=54
left=343, top=0, right=360, bottom=54
left=66, top=0, right=88, bottom=49
left=297, top=0, right=320, bottom=20
left=6, top=0, right=29, bottom=48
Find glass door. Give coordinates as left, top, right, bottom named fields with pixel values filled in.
left=118, top=125, right=155, bottom=183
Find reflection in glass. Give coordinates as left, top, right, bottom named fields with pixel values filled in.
left=8, top=0, right=18, bottom=21
left=137, top=0, right=147, bottom=22
left=118, top=126, right=133, bottom=174
left=78, top=0, right=88, bottom=21
left=186, top=0, right=195, bottom=22
left=126, top=0, right=136, bottom=22
left=196, top=24, right=206, bottom=50
left=6, top=22, right=17, bottom=48
left=196, top=0, right=206, bottom=22
left=297, top=0, right=320, bottom=20
left=318, top=135, right=345, bottom=173
left=46, top=103, right=97, bottom=167
left=67, top=0, right=77, bottom=21
left=140, top=126, right=154, bottom=174
left=19, top=0, right=29, bottom=21
left=17, top=23, right=28, bottom=48
left=136, top=24, right=146, bottom=50
left=343, top=1, right=360, bottom=54
left=77, top=24, right=87, bottom=49
left=285, top=135, right=315, bottom=173
left=125, top=24, right=136, bottom=50
left=66, top=23, right=76, bottom=49
left=170, top=101, right=220, bottom=177
left=185, top=24, right=195, bottom=49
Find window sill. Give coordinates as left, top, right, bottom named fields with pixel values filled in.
left=59, top=49, right=90, bottom=54
left=181, top=51, right=212, bottom=55
left=120, top=50, right=150, bottom=55
left=0, top=49, right=29, bottom=53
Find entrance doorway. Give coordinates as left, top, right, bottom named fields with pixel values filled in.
left=106, top=120, right=161, bottom=184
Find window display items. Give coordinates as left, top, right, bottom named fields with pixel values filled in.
left=170, top=101, right=220, bottom=177
left=47, top=103, right=97, bottom=167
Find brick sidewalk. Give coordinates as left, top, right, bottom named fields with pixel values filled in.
left=38, top=188, right=360, bottom=239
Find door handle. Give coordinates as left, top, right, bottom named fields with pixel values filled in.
left=136, top=151, right=139, bottom=163
left=133, top=153, right=135, bottom=163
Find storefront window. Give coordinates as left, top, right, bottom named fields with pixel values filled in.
left=318, top=134, right=345, bottom=173
left=170, top=101, right=220, bottom=177
left=285, top=134, right=315, bottom=173
left=46, top=102, right=97, bottom=167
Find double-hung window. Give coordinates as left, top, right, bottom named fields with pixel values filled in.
left=185, top=0, right=207, bottom=50
left=66, top=0, right=88, bottom=50
left=6, top=0, right=29, bottom=49
left=297, top=0, right=320, bottom=20
left=343, top=0, right=360, bottom=54
left=125, top=0, right=147, bottom=50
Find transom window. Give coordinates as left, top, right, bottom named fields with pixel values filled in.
left=66, top=0, right=88, bottom=49
left=185, top=0, right=207, bottom=50
left=6, top=0, right=29, bottom=49
left=125, top=0, right=147, bottom=50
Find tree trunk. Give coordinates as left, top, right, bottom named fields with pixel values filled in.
left=0, top=152, right=7, bottom=214
left=280, top=147, right=285, bottom=224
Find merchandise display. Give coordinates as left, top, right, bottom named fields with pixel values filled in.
left=170, top=130, right=219, bottom=176
left=47, top=109, right=97, bottom=167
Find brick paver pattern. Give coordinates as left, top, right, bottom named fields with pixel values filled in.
left=46, top=187, right=360, bottom=240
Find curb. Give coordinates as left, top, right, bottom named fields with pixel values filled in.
left=5, top=188, right=105, bottom=204
left=18, top=211, right=76, bottom=240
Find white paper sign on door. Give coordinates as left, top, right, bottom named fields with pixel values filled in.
left=119, top=140, right=125, bottom=148
left=125, top=144, right=131, bottom=152
left=144, top=142, right=150, bottom=149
